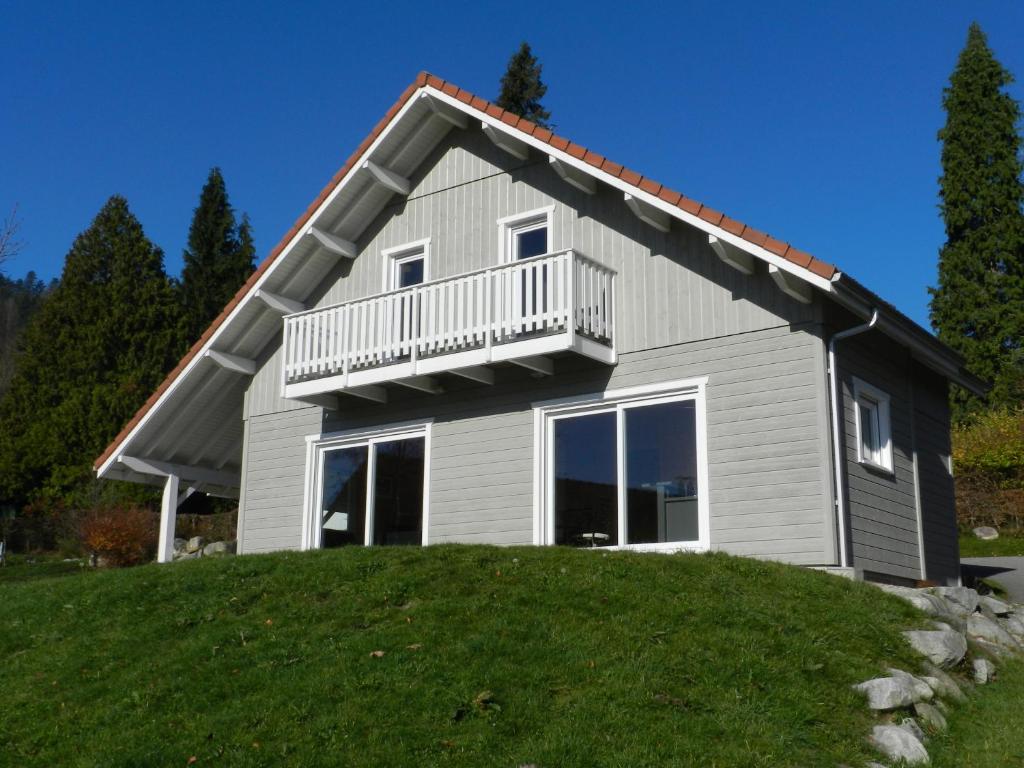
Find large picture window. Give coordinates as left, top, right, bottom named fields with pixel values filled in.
left=304, top=423, right=430, bottom=549
left=537, top=380, right=709, bottom=551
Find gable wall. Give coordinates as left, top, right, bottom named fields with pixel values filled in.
left=246, top=126, right=816, bottom=419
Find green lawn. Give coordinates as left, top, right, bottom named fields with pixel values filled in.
left=959, top=532, right=1024, bottom=558
left=0, top=546, right=1014, bottom=767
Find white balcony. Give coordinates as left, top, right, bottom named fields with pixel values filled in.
left=282, top=250, right=616, bottom=401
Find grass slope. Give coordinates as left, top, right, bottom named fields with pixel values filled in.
left=1, top=547, right=927, bottom=767
left=959, top=532, right=1024, bottom=558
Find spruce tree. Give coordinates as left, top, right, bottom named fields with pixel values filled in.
left=496, top=42, right=551, bottom=128
left=931, top=22, right=1024, bottom=418
left=0, top=196, right=182, bottom=509
left=179, top=168, right=255, bottom=346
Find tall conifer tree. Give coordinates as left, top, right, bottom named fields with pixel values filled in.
left=0, top=196, right=181, bottom=508
left=179, top=168, right=255, bottom=346
left=496, top=42, right=551, bottom=128
left=931, top=22, right=1024, bottom=417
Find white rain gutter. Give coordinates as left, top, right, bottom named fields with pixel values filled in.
left=828, top=309, right=879, bottom=568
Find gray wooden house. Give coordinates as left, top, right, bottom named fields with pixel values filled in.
left=95, top=73, right=983, bottom=586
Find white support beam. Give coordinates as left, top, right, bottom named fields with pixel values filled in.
left=449, top=365, right=495, bottom=385
left=255, top=289, right=304, bottom=315
left=305, top=226, right=357, bottom=258
left=292, top=393, right=340, bottom=410
left=420, top=92, right=467, bottom=128
left=117, top=455, right=240, bottom=489
left=204, top=349, right=256, bottom=375
left=769, top=265, right=813, bottom=304
left=624, top=193, right=671, bottom=233
left=510, top=355, right=554, bottom=376
left=158, top=473, right=180, bottom=564
left=481, top=121, right=529, bottom=160
left=394, top=375, right=443, bottom=395
left=362, top=160, right=411, bottom=195
left=549, top=157, right=596, bottom=195
left=344, top=384, right=388, bottom=403
left=708, top=235, right=755, bottom=275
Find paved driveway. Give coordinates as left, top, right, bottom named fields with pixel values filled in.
left=961, top=557, right=1024, bottom=603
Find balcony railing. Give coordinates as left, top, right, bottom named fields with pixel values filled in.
left=282, top=250, right=616, bottom=399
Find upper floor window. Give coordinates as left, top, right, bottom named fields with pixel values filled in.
left=853, top=377, right=893, bottom=473
left=498, top=206, right=554, bottom=262
left=383, top=239, right=429, bottom=290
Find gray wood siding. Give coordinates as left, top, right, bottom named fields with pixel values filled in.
left=913, top=365, right=959, bottom=585
left=245, top=126, right=816, bottom=418
left=241, top=324, right=835, bottom=565
left=241, top=406, right=322, bottom=553
left=838, top=332, right=922, bottom=581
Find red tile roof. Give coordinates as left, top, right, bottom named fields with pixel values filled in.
left=94, top=72, right=839, bottom=471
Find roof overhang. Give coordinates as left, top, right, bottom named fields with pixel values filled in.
left=95, top=72, right=986, bottom=480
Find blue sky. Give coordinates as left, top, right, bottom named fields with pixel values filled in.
left=3, top=1, right=1022, bottom=330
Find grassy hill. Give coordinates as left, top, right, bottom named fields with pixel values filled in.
left=0, top=547, right=933, bottom=767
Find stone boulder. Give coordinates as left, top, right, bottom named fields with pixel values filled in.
left=978, top=595, right=1012, bottom=616
left=869, top=724, right=929, bottom=765
left=913, top=701, right=947, bottom=732
left=172, top=537, right=187, bottom=554
left=972, top=526, right=999, bottom=540
left=920, top=663, right=966, bottom=702
left=967, top=614, right=1020, bottom=648
left=930, top=586, right=979, bottom=615
left=902, top=627, right=967, bottom=668
left=972, top=658, right=995, bottom=684
left=202, top=540, right=236, bottom=557
left=854, top=671, right=930, bottom=710
left=876, top=584, right=958, bottom=620
left=186, top=536, right=205, bottom=554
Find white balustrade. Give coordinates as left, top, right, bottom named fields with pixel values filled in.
left=282, top=250, right=615, bottom=386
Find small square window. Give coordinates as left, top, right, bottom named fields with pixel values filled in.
left=498, top=206, right=554, bottom=263
left=853, top=378, right=893, bottom=473
left=382, top=239, right=429, bottom=291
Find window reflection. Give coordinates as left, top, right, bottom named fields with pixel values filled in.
left=553, top=412, right=618, bottom=547
left=321, top=446, right=369, bottom=547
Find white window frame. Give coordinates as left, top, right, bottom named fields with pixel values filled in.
left=301, top=419, right=432, bottom=550
left=497, top=205, right=555, bottom=263
left=532, top=377, right=711, bottom=552
left=381, top=238, right=430, bottom=291
left=852, top=377, right=893, bottom=473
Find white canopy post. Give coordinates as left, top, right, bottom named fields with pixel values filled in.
left=158, top=472, right=180, bottom=563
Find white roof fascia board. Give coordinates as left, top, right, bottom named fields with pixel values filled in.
left=97, top=88, right=427, bottom=480
left=424, top=86, right=834, bottom=294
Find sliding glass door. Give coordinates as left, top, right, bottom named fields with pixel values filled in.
left=312, top=428, right=428, bottom=549
left=543, top=385, right=707, bottom=551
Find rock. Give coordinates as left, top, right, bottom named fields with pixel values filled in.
left=202, top=540, right=234, bottom=557
left=899, top=718, right=926, bottom=742
left=876, top=585, right=958, bottom=620
left=967, top=614, right=1020, bottom=648
left=887, top=669, right=933, bottom=701
left=1003, top=614, right=1024, bottom=639
left=854, top=674, right=926, bottom=710
left=914, top=701, right=948, bottom=732
left=931, top=586, right=979, bottom=615
left=920, top=663, right=966, bottom=702
left=174, top=551, right=200, bottom=561
left=173, top=537, right=187, bottom=554
left=973, top=526, right=999, bottom=540
left=869, top=724, right=929, bottom=765
left=979, top=595, right=1012, bottom=616
left=186, top=536, right=205, bottom=554
left=902, top=628, right=967, bottom=668
left=973, top=658, right=995, bottom=684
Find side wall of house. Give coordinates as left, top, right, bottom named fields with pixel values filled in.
left=838, top=331, right=922, bottom=582
left=913, top=363, right=959, bottom=585
left=241, top=323, right=837, bottom=564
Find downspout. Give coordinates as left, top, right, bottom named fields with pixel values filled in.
left=828, top=309, right=879, bottom=568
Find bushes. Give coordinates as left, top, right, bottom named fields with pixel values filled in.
left=79, top=505, right=157, bottom=567
left=953, top=408, right=1024, bottom=532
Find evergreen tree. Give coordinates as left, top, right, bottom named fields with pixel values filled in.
left=931, top=22, right=1024, bottom=419
left=0, top=270, right=56, bottom=399
left=179, top=168, right=255, bottom=346
left=496, top=42, right=551, bottom=128
left=0, top=196, right=182, bottom=509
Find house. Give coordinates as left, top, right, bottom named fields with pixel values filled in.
left=94, top=73, right=984, bottom=586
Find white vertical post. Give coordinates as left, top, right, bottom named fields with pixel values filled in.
left=158, top=473, right=180, bottom=564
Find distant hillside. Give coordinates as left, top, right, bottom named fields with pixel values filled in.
left=1, top=547, right=927, bottom=767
